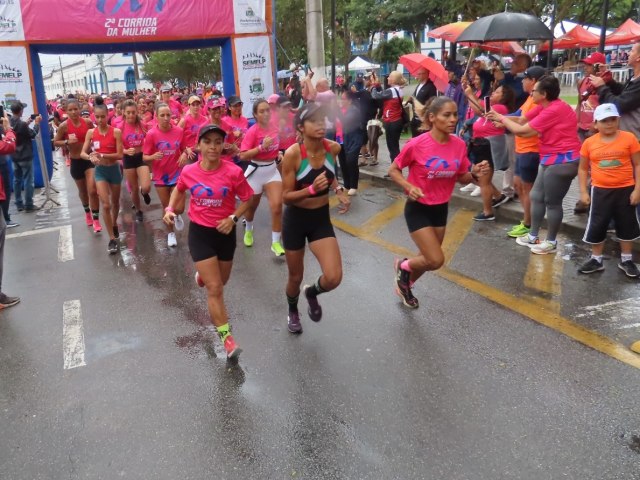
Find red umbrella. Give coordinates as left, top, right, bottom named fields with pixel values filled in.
left=427, top=21, right=472, bottom=42
left=462, top=41, right=526, bottom=55
left=398, top=53, right=449, bottom=93
left=606, top=18, right=640, bottom=46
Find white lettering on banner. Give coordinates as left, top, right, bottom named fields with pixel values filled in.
left=104, top=17, right=157, bottom=37
left=0, top=0, right=24, bottom=41
left=0, top=47, right=33, bottom=118
left=234, top=36, right=274, bottom=119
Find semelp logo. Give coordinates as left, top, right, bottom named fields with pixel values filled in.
left=242, top=52, right=266, bottom=70
left=0, top=64, right=23, bottom=83
left=0, top=15, right=17, bottom=33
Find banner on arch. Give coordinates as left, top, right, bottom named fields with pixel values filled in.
left=0, top=0, right=25, bottom=41
left=0, top=46, right=33, bottom=117
left=234, top=35, right=274, bottom=118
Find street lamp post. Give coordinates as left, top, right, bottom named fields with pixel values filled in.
left=599, top=0, right=610, bottom=53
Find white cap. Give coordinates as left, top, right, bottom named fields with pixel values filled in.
left=593, top=103, right=620, bottom=122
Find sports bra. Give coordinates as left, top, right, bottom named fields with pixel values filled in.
left=91, top=126, right=117, bottom=155
left=295, top=139, right=336, bottom=197
left=66, top=118, right=89, bottom=142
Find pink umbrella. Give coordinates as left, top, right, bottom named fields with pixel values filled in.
left=398, top=53, right=449, bottom=93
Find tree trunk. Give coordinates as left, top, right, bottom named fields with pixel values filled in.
left=413, top=30, right=421, bottom=53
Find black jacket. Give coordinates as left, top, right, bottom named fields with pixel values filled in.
left=9, top=116, right=39, bottom=163
left=410, top=80, right=437, bottom=122
left=597, top=74, right=640, bottom=138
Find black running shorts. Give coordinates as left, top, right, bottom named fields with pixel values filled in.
left=188, top=221, right=237, bottom=262
left=282, top=204, right=336, bottom=251
left=583, top=185, right=640, bottom=244
left=70, top=158, right=95, bottom=180
left=123, top=152, right=145, bottom=170
left=404, top=200, right=449, bottom=233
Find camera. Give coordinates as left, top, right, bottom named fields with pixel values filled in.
left=30, top=113, right=37, bottom=120
left=594, top=63, right=600, bottom=74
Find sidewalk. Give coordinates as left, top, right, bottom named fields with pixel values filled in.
left=356, top=137, right=589, bottom=237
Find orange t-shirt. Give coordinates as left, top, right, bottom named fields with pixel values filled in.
left=514, top=95, right=539, bottom=154
left=580, top=131, right=640, bottom=188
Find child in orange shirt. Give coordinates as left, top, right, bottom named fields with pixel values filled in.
left=578, top=103, right=640, bottom=277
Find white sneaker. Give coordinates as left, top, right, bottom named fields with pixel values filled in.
left=174, top=214, right=185, bottom=231
left=516, top=234, right=540, bottom=248
left=469, top=185, right=482, bottom=197
left=531, top=240, right=557, bottom=255
left=460, top=183, right=476, bottom=192
left=167, top=232, right=177, bottom=247
left=347, top=188, right=357, bottom=196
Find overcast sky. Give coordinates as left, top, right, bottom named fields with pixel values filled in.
left=39, top=54, right=86, bottom=75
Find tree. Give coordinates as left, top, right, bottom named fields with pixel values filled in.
left=275, top=0, right=308, bottom=69
left=372, top=36, right=415, bottom=70
left=142, top=48, right=220, bottom=88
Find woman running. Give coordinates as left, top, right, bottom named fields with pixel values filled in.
left=178, top=95, right=208, bottom=151
left=163, top=124, right=254, bottom=360
left=281, top=103, right=350, bottom=333
left=142, top=103, right=188, bottom=248
left=80, top=104, right=124, bottom=254
left=388, top=97, right=489, bottom=308
left=221, top=95, right=249, bottom=165
left=53, top=98, right=101, bottom=232
left=121, top=99, right=152, bottom=222
left=239, top=99, right=284, bottom=256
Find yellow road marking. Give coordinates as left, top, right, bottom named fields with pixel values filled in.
left=360, top=199, right=405, bottom=234
left=331, top=207, right=640, bottom=370
left=524, top=253, right=564, bottom=296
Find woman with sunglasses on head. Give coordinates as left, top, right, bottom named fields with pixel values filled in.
left=221, top=95, right=249, bottom=165
left=121, top=99, right=151, bottom=222
left=163, top=124, right=254, bottom=361
left=80, top=104, right=124, bottom=254
left=280, top=103, right=350, bottom=333
left=142, top=102, right=188, bottom=248
left=388, top=97, right=489, bottom=308
left=239, top=98, right=284, bottom=256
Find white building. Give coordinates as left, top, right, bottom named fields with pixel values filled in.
left=43, top=53, right=152, bottom=98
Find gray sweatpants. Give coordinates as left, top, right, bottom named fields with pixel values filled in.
left=530, top=161, right=578, bottom=242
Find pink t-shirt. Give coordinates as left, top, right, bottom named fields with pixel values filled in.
left=526, top=99, right=581, bottom=165
left=222, top=115, right=249, bottom=148
left=176, top=160, right=254, bottom=227
left=168, top=99, right=183, bottom=120
left=473, top=104, right=507, bottom=138
left=121, top=122, right=146, bottom=149
left=241, top=123, right=280, bottom=161
left=182, top=113, right=209, bottom=148
left=143, top=125, right=186, bottom=186
left=275, top=111, right=297, bottom=150
left=394, top=132, right=471, bottom=205
left=111, top=115, right=124, bottom=130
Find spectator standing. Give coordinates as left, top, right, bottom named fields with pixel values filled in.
left=444, top=65, right=466, bottom=133
left=371, top=71, right=407, bottom=164
left=9, top=102, right=41, bottom=212
left=339, top=91, right=364, bottom=196
left=408, top=68, right=437, bottom=138
left=576, top=52, right=606, bottom=142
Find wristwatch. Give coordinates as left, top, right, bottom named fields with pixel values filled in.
left=229, top=214, right=238, bottom=224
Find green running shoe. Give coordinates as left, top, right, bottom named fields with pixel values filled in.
left=271, top=241, right=285, bottom=256
left=507, top=221, right=531, bottom=238
left=244, top=230, right=254, bottom=247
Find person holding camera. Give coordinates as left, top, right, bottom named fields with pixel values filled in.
left=9, top=102, right=41, bottom=213
left=590, top=42, right=640, bottom=140
left=576, top=52, right=607, bottom=142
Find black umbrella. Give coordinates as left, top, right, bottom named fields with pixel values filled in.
left=457, top=12, right=552, bottom=43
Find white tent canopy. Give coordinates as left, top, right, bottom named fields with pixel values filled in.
left=348, top=56, right=380, bottom=71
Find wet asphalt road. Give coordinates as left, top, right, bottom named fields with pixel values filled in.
left=1, top=165, right=640, bottom=479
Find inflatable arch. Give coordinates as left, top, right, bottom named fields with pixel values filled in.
left=0, top=0, right=276, bottom=185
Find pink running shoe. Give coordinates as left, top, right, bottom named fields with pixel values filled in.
left=223, top=335, right=242, bottom=361
left=85, top=212, right=93, bottom=226
left=93, top=219, right=102, bottom=233
left=195, top=271, right=205, bottom=288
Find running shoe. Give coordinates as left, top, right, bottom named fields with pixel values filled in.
left=394, top=258, right=419, bottom=309
left=167, top=232, right=177, bottom=247
left=618, top=260, right=640, bottom=278
left=516, top=234, right=540, bottom=248
left=271, top=241, right=285, bottom=256
left=0, top=293, right=20, bottom=309
left=460, top=183, right=476, bottom=192
left=107, top=239, right=118, bottom=254
left=244, top=230, right=254, bottom=247
left=224, top=335, right=242, bottom=361
left=507, top=222, right=530, bottom=238
left=85, top=212, right=93, bottom=226
left=358, top=160, right=368, bottom=167
left=469, top=185, right=482, bottom=197
left=194, top=271, right=205, bottom=287
left=492, top=194, right=511, bottom=208
left=135, top=210, right=144, bottom=223
left=141, top=189, right=151, bottom=205
left=578, top=258, right=605, bottom=274
left=113, top=225, right=119, bottom=239
left=16, top=204, right=25, bottom=212
left=303, top=285, right=323, bottom=322
left=6, top=221, right=19, bottom=228
left=531, top=240, right=557, bottom=255
left=473, top=212, right=495, bottom=221
left=92, top=219, right=102, bottom=233
left=174, top=214, right=185, bottom=232
left=25, top=205, right=39, bottom=213
left=347, top=188, right=357, bottom=196
left=287, top=311, right=303, bottom=333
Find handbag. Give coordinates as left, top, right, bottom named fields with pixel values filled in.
left=395, top=88, right=410, bottom=125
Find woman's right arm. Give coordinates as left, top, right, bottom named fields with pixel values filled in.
left=388, top=160, right=424, bottom=201
left=53, top=122, right=67, bottom=147
left=162, top=187, right=187, bottom=226
left=79, top=130, right=93, bottom=161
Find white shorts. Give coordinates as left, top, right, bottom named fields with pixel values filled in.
left=244, top=161, right=281, bottom=194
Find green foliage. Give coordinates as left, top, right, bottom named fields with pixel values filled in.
left=372, top=36, right=416, bottom=69
left=142, top=48, right=220, bottom=87
left=275, top=0, right=308, bottom=69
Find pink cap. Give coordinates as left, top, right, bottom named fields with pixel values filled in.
left=207, top=97, right=226, bottom=109
left=267, top=94, right=280, bottom=104
left=581, top=52, right=606, bottom=65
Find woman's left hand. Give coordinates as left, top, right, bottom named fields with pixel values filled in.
left=178, top=152, right=188, bottom=167
left=630, top=189, right=640, bottom=206
left=337, top=191, right=350, bottom=214
left=472, top=161, right=491, bottom=177
left=216, top=217, right=235, bottom=235
left=485, top=109, right=501, bottom=122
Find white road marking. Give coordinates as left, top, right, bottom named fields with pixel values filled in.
left=57, top=225, right=74, bottom=262
left=6, top=225, right=66, bottom=239
left=62, top=300, right=86, bottom=370
left=575, top=297, right=640, bottom=330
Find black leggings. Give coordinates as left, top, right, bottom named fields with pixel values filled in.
left=384, top=120, right=404, bottom=162
left=340, top=132, right=363, bottom=189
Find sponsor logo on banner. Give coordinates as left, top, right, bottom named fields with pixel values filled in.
left=0, top=47, right=32, bottom=117
left=0, top=63, right=22, bottom=83
left=0, top=15, right=17, bottom=33
left=234, top=36, right=274, bottom=118
left=0, top=0, right=25, bottom=41
left=234, top=0, right=265, bottom=33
